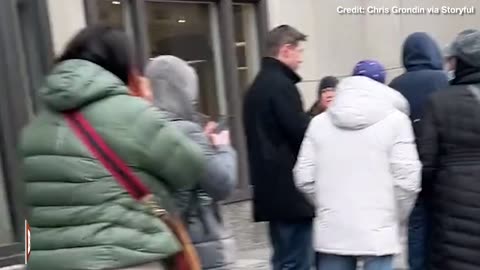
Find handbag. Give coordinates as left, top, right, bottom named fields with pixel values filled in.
left=64, top=111, right=201, bottom=270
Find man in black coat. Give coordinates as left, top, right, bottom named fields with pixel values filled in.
left=419, top=29, right=480, bottom=270
left=243, top=25, right=313, bottom=270
left=389, top=32, right=448, bottom=270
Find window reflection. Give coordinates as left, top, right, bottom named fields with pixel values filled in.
left=97, top=0, right=124, bottom=29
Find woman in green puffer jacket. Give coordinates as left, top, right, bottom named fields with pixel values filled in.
left=21, top=25, right=204, bottom=270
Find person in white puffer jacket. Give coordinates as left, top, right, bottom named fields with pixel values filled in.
left=294, top=60, right=421, bottom=270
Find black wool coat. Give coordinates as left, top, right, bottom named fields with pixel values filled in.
left=243, top=57, right=313, bottom=222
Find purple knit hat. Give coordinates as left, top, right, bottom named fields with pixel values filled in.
left=352, top=60, right=386, bottom=83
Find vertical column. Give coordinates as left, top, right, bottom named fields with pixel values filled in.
left=17, top=0, right=54, bottom=112
left=256, top=0, right=269, bottom=56
left=0, top=0, right=29, bottom=245
left=243, top=4, right=260, bottom=82
left=126, top=0, right=150, bottom=70
left=210, top=3, right=228, bottom=116
left=218, top=0, right=251, bottom=200
left=0, top=158, right=13, bottom=244
left=84, top=0, right=100, bottom=25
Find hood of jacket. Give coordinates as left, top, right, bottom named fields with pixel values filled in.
left=145, top=55, right=199, bottom=122
left=403, top=32, right=444, bottom=72
left=329, top=76, right=409, bottom=130
left=451, top=30, right=480, bottom=85
left=39, top=59, right=129, bottom=112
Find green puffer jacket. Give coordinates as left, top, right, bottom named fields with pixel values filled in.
left=21, top=59, right=205, bottom=270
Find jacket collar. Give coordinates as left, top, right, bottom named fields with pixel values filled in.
left=452, top=66, right=480, bottom=85
left=453, top=72, right=480, bottom=85
left=262, top=57, right=302, bottom=84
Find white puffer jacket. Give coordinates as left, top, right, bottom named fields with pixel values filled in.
left=294, top=76, right=421, bottom=256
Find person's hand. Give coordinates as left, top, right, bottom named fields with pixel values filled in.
left=204, top=121, right=217, bottom=136
left=129, top=73, right=153, bottom=103
left=210, top=130, right=231, bottom=147
left=138, top=77, right=153, bottom=102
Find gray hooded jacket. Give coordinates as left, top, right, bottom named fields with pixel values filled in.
left=146, top=55, right=237, bottom=270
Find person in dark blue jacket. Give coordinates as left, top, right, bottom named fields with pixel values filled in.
left=389, top=32, right=449, bottom=270
left=390, top=32, right=449, bottom=133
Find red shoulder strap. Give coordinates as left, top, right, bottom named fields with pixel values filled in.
left=64, top=111, right=149, bottom=201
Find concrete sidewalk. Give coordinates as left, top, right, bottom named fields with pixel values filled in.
left=224, top=200, right=408, bottom=270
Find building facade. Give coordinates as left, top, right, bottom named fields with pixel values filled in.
left=270, top=0, right=480, bottom=109
left=1, top=0, right=480, bottom=267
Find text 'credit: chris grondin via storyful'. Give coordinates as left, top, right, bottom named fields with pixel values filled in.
left=337, top=5, right=475, bottom=16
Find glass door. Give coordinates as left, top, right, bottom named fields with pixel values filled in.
left=145, top=0, right=227, bottom=120
left=234, top=3, right=260, bottom=93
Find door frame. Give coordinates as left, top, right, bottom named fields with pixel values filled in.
left=0, top=0, right=53, bottom=266
left=84, top=0, right=269, bottom=202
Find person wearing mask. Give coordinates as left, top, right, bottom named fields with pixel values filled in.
left=444, top=43, right=457, bottom=80
left=21, top=26, right=204, bottom=270
left=295, top=60, right=421, bottom=270
left=308, top=76, right=339, bottom=117
left=419, top=29, right=480, bottom=270
left=243, top=25, right=313, bottom=270
left=388, top=32, right=448, bottom=270
left=443, top=29, right=478, bottom=82
left=145, top=55, right=237, bottom=270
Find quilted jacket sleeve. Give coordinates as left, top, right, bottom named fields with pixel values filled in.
left=390, top=113, right=422, bottom=223
left=136, top=107, right=205, bottom=191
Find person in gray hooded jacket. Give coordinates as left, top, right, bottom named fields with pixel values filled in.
left=145, top=55, right=237, bottom=270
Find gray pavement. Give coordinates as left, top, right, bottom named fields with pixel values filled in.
left=224, top=200, right=408, bottom=270
left=224, top=201, right=270, bottom=269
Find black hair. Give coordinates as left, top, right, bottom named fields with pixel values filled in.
left=57, top=25, right=134, bottom=84
left=318, top=76, right=338, bottom=96
left=265, top=25, right=307, bottom=57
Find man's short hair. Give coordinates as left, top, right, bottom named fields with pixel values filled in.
left=265, top=25, right=307, bottom=57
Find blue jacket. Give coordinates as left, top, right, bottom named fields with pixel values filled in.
left=389, top=32, right=449, bottom=136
